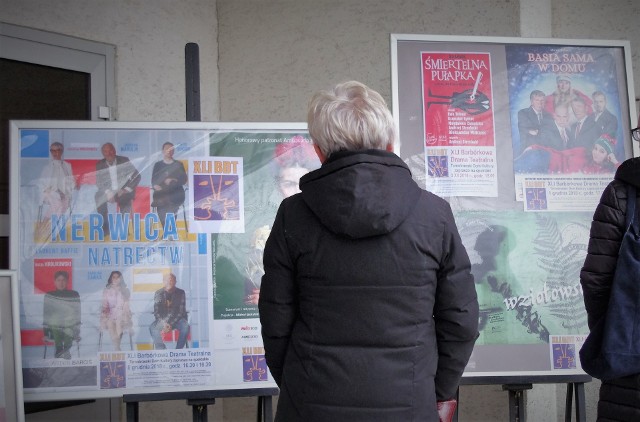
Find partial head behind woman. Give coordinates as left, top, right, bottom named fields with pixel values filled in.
left=307, top=80, right=396, bottom=161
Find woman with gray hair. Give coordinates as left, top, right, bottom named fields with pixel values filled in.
left=259, top=81, right=479, bottom=421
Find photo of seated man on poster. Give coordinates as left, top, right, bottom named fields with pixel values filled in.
left=149, top=272, right=189, bottom=349
left=43, top=270, right=81, bottom=359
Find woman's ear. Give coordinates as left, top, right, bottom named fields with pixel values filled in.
left=313, top=144, right=327, bottom=163
left=386, top=143, right=394, bottom=152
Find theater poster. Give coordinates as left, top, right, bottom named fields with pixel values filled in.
left=10, top=122, right=317, bottom=401
left=392, top=34, right=636, bottom=377
left=421, top=51, right=498, bottom=197
left=507, top=44, right=628, bottom=208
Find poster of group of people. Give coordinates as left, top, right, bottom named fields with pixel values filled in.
left=394, top=35, right=635, bottom=376
left=11, top=122, right=317, bottom=400
left=507, top=44, right=628, bottom=210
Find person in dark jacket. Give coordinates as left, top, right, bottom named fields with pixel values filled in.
left=259, top=80, right=479, bottom=422
left=43, top=270, right=81, bottom=359
left=94, top=142, right=141, bottom=237
left=149, top=272, right=189, bottom=349
left=580, top=116, right=640, bottom=421
left=151, top=142, right=188, bottom=229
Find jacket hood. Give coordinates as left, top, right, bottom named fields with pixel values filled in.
left=299, top=149, right=421, bottom=239
left=615, top=156, right=640, bottom=188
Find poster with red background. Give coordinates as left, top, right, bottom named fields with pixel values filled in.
left=33, top=258, right=73, bottom=294
left=421, top=51, right=498, bottom=197
left=422, top=52, right=495, bottom=148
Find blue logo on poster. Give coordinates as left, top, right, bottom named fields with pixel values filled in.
left=21, top=130, right=50, bottom=158
left=100, top=361, right=127, bottom=389
left=427, top=155, right=448, bottom=177
left=553, top=343, right=576, bottom=369
left=526, top=188, right=547, bottom=210
left=243, top=354, right=268, bottom=382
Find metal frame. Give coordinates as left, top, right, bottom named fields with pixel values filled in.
left=10, top=120, right=303, bottom=403
left=0, top=270, right=26, bottom=422
left=390, top=33, right=637, bottom=375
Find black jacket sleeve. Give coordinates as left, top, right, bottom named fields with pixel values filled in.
left=433, top=202, right=479, bottom=400
left=580, top=180, right=627, bottom=330
left=258, top=203, right=297, bottom=386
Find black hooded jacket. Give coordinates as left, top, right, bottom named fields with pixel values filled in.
left=580, top=156, right=640, bottom=420
left=581, top=157, right=640, bottom=329
left=259, top=150, right=479, bottom=422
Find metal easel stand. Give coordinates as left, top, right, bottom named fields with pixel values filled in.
left=500, top=381, right=586, bottom=422
left=123, top=387, right=279, bottom=422
left=564, top=381, right=587, bottom=422
left=502, top=383, right=532, bottom=422
left=455, top=375, right=590, bottom=422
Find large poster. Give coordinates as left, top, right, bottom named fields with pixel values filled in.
left=507, top=45, right=626, bottom=208
left=392, top=35, right=636, bottom=376
left=421, top=51, right=498, bottom=197
left=10, top=122, right=317, bottom=400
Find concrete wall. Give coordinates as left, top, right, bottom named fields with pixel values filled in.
left=217, top=0, right=519, bottom=122
left=217, top=0, right=639, bottom=123
left=2, top=0, right=639, bottom=420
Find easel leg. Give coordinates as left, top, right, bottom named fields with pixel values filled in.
left=126, top=402, right=139, bottom=422
left=565, top=383, right=573, bottom=422
left=508, top=390, right=526, bottom=422
left=187, top=398, right=214, bottom=422
left=452, top=388, right=460, bottom=422
left=565, top=382, right=586, bottom=422
left=258, top=396, right=273, bottom=422
left=192, top=404, right=207, bottom=422
left=503, top=384, right=531, bottom=422
left=574, top=382, right=586, bottom=422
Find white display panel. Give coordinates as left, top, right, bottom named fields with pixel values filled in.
left=391, top=34, right=636, bottom=377
left=10, top=121, right=319, bottom=401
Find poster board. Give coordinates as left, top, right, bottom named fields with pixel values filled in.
left=10, top=121, right=320, bottom=401
left=391, top=34, right=637, bottom=377
left=0, top=270, right=25, bottom=422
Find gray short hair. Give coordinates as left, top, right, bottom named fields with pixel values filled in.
left=307, top=81, right=396, bottom=158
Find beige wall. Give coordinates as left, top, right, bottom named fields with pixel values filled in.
left=553, top=0, right=640, bottom=116
left=217, top=0, right=520, bottom=121
left=217, top=0, right=638, bottom=123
